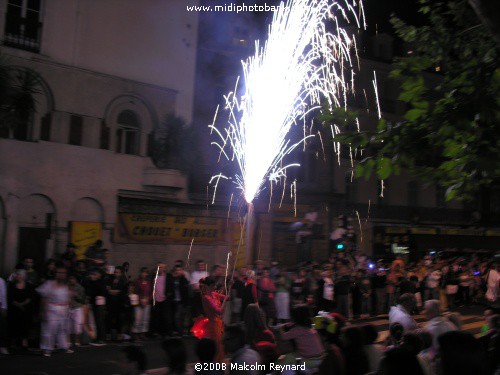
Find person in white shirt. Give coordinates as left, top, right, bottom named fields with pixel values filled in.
left=423, top=299, right=457, bottom=350
left=485, top=263, right=499, bottom=304
left=425, top=268, right=442, bottom=301
left=389, top=293, right=418, bottom=333
left=36, top=265, right=72, bottom=357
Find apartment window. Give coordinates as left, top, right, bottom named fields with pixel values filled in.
left=4, top=0, right=42, bottom=52
left=408, top=181, right=419, bottom=207
left=68, top=115, right=83, bottom=146
left=116, top=110, right=140, bottom=155
left=99, top=121, right=110, bottom=150
left=39, top=112, right=51, bottom=141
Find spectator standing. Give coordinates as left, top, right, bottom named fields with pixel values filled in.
left=190, top=260, right=209, bottom=318
left=485, top=263, right=499, bottom=304
left=335, top=269, right=351, bottom=319
left=317, top=267, right=335, bottom=313
left=133, top=267, right=152, bottom=341
left=152, top=262, right=173, bottom=338
left=241, top=270, right=258, bottom=319
left=67, top=274, right=85, bottom=347
left=425, top=268, right=441, bottom=302
left=373, top=268, right=387, bottom=315
left=85, top=268, right=107, bottom=346
left=170, top=265, right=190, bottom=336
left=358, top=269, right=372, bottom=318
left=274, top=269, right=291, bottom=322
left=8, top=269, right=34, bottom=349
left=60, top=243, right=77, bottom=271
left=458, top=269, right=473, bottom=307
left=23, top=257, right=40, bottom=286
left=85, top=240, right=105, bottom=268
left=106, top=266, right=128, bottom=341
left=36, top=264, right=72, bottom=357
left=443, top=268, right=459, bottom=310
left=257, top=268, right=276, bottom=325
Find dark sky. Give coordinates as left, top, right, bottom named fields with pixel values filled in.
left=233, top=0, right=424, bottom=35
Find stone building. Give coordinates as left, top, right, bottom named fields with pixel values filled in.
left=0, top=0, right=237, bottom=276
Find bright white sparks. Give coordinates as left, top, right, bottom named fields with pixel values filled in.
left=210, top=0, right=363, bottom=204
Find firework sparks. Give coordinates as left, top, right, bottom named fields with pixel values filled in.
left=210, top=0, right=362, bottom=205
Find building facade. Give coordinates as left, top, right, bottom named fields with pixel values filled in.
left=0, top=0, right=240, bottom=276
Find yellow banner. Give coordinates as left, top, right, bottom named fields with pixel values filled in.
left=114, top=213, right=226, bottom=244
left=385, top=227, right=408, bottom=234
left=411, top=227, right=437, bottom=235
left=440, top=228, right=484, bottom=236
left=70, top=222, right=102, bottom=260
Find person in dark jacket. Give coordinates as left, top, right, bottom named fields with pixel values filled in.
left=241, top=270, right=258, bottom=319
left=84, top=268, right=107, bottom=345
left=168, top=265, right=191, bottom=336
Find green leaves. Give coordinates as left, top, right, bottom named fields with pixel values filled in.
left=318, top=0, right=500, bottom=202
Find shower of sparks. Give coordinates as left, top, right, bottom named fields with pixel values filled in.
left=209, top=0, right=363, bottom=205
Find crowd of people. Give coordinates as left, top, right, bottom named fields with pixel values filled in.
left=0, top=239, right=499, bottom=375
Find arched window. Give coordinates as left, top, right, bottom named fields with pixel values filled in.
left=115, top=110, right=140, bottom=155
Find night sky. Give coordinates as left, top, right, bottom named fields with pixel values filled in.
left=226, top=0, right=424, bottom=35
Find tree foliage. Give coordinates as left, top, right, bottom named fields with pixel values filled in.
left=321, top=0, right=499, bottom=201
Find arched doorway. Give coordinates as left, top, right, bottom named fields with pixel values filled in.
left=17, top=194, right=56, bottom=271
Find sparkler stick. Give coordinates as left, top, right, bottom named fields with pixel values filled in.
left=152, top=264, right=159, bottom=307
left=186, top=238, right=194, bottom=269
left=224, top=252, right=231, bottom=296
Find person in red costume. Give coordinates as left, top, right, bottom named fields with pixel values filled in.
left=199, top=277, right=229, bottom=362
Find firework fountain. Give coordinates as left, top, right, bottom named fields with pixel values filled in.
left=210, top=0, right=364, bottom=267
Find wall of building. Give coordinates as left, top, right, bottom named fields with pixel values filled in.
left=0, top=0, right=205, bottom=276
